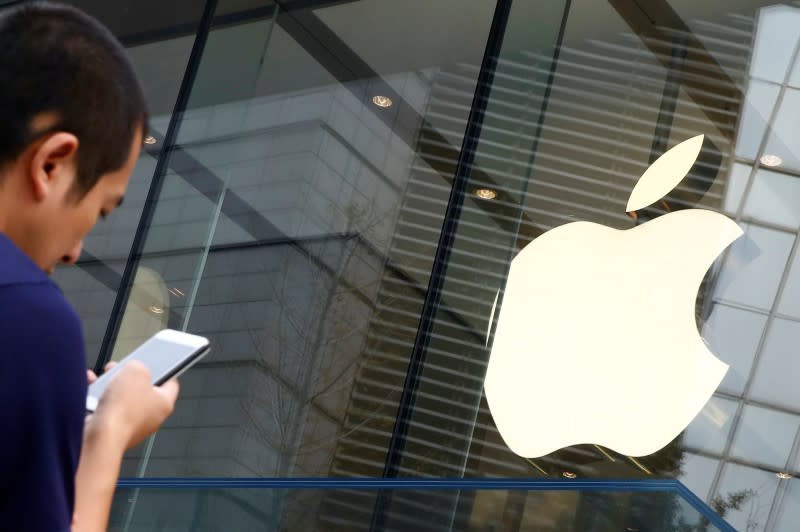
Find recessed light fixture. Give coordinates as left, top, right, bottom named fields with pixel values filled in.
left=148, top=305, right=164, bottom=314
left=372, top=95, right=393, bottom=108
left=143, top=135, right=157, bottom=145
left=168, top=287, right=185, bottom=297
left=760, top=154, right=782, bottom=167
left=562, top=471, right=577, bottom=479
left=474, top=188, right=497, bottom=200
left=777, top=472, right=793, bottom=480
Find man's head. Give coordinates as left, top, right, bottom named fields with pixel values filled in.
left=0, top=2, right=148, bottom=273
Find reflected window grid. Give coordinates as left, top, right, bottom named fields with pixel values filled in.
left=696, top=6, right=800, bottom=529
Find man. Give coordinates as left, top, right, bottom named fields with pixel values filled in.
left=0, top=3, right=180, bottom=530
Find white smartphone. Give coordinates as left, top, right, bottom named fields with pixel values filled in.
left=86, top=329, right=210, bottom=412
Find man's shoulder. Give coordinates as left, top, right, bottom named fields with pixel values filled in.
left=0, top=281, right=86, bottom=412
left=0, top=233, right=78, bottom=338
left=0, top=281, right=84, bottom=370
left=0, top=280, right=77, bottom=321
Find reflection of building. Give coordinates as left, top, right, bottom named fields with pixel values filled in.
left=27, top=0, right=800, bottom=530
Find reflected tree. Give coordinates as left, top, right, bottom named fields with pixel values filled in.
left=232, top=200, right=397, bottom=529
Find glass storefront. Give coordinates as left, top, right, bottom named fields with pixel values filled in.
left=6, top=0, right=798, bottom=528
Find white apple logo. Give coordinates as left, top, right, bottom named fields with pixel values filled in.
left=484, top=135, right=742, bottom=458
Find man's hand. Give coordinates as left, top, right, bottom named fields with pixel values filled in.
left=87, top=361, right=179, bottom=450
left=86, top=361, right=113, bottom=385
left=73, top=362, right=179, bottom=532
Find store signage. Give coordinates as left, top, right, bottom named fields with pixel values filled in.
left=485, top=135, right=742, bottom=458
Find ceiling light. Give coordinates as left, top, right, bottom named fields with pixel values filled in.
left=168, top=287, right=185, bottom=297
left=148, top=305, right=164, bottom=314
left=760, top=154, right=782, bottom=167
left=777, top=472, right=792, bottom=480
left=143, top=135, right=157, bottom=145
left=372, top=95, right=393, bottom=108
left=562, top=471, right=577, bottom=479
left=474, top=188, right=497, bottom=200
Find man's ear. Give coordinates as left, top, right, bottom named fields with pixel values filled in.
left=27, top=132, right=79, bottom=202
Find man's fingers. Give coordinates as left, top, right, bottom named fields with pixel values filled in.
left=88, top=361, right=118, bottom=384
left=157, top=379, right=180, bottom=406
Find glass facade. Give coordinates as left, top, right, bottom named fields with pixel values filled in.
left=7, top=0, right=800, bottom=529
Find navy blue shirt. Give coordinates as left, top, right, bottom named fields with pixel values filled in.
left=0, top=234, right=87, bottom=531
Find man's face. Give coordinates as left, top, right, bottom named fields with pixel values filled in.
left=41, top=131, right=142, bottom=274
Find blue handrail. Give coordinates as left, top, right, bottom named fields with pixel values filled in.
left=117, top=477, right=735, bottom=531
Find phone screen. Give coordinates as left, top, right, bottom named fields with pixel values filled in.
left=87, top=333, right=208, bottom=411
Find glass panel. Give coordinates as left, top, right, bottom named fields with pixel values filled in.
left=749, top=318, right=800, bottom=410
left=742, top=166, right=800, bottom=228
left=774, top=479, right=800, bottom=532
left=109, top=484, right=723, bottom=531
left=762, top=88, right=800, bottom=175
left=684, top=396, right=737, bottom=454
left=714, top=224, right=794, bottom=311
left=735, top=80, right=780, bottom=160
left=712, top=463, right=779, bottom=532
left=113, top=0, right=501, bottom=482
left=748, top=5, right=800, bottom=84
left=680, top=453, right=720, bottom=502
left=701, top=303, right=767, bottom=394
left=730, top=405, right=800, bottom=469
left=724, top=162, right=751, bottom=215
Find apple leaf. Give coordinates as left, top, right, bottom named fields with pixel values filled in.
left=626, top=134, right=704, bottom=212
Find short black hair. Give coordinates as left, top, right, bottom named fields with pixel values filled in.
left=0, top=2, right=148, bottom=196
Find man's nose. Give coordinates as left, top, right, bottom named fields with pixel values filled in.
left=61, top=240, right=83, bottom=265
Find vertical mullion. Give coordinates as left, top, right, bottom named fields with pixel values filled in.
left=367, top=1, right=516, bottom=531
left=380, top=0, right=515, bottom=481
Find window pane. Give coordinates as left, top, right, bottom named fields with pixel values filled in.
left=701, top=304, right=767, bottom=394
left=749, top=318, right=800, bottom=410
left=774, top=480, right=800, bottom=532
left=723, top=162, right=751, bottom=215
left=684, top=396, right=737, bottom=454
left=714, top=224, right=794, bottom=311
left=762, top=86, right=800, bottom=171
left=735, top=79, right=780, bottom=160
left=730, top=405, right=800, bottom=469
left=742, top=165, right=800, bottom=228
left=679, top=453, right=720, bottom=502
left=713, top=463, right=779, bottom=531
left=748, top=5, right=800, bottom=83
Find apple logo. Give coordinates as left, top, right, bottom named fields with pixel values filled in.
left=484, top=135, right=743, bottom=458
